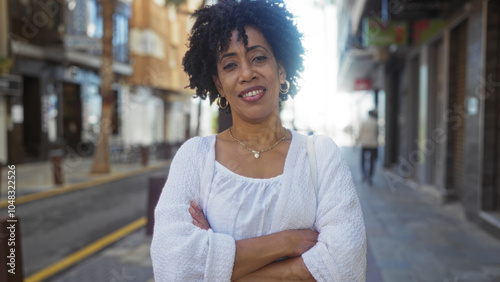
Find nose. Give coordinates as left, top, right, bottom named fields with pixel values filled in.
left=239, top=61, right=256, bottom=83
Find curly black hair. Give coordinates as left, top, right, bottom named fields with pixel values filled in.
left=182, top=0, right=305, bottom=110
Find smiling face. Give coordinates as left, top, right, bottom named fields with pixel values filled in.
left=213, top=26, right=287, bottom=124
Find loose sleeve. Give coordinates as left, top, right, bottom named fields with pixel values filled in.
left=150, top=138, right=236, bottom=281
left=302, top=136, right=367, bottom=282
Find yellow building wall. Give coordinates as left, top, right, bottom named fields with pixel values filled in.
left=129, top=0, right=194, bottom=93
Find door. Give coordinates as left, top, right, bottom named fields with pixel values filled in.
left=22, top=76, right=42, bottom=160
left=62, top=83, right=82, bottom=152
left=446, top=20, right=467, bottom=199
left=483, top=2, right=500, bottom=213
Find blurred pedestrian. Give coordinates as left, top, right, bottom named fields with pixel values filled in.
left=357, top=109, right=378, bottom=186
left=151, top=1, right=366, bottom=281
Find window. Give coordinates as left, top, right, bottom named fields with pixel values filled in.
left=113, top=13, right=129, bottom=63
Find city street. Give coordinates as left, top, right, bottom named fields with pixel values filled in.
left=43, top=146, right=500, bottom=282
left=0, top=166, right=168, bottom=277
left=2, top=0, right=500, bottom=281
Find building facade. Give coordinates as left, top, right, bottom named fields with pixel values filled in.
left=4, top=0, right=133, bottom=163
left=338, top=0, right=500, bottom=238
left=0, top=0, right=204, bottom=164
left=127, top=0, right=203, bottom=145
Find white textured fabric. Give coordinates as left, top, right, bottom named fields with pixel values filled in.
left=207, top=161, right=282, bottom=240
left=151, top=129, right=367, bottom=282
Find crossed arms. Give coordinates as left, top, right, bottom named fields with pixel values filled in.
left=150, top=137, right=366, bottom=281
left=189, top=201, right=317, bottom=281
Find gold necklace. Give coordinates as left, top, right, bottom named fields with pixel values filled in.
left=229, top=127, right=287, bottom=159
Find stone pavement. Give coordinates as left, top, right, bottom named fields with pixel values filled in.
left=343, top=147, right=500, bottom=282
left=35, top=146, right=500, bottom=282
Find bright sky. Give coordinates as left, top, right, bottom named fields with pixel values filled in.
left=282, top=0, right=351, bottom=140
left=201, top=0, right=362, bottom=144
left=284, top=0, right=382, bottom=146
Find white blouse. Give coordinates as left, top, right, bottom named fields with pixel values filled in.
left=206, top=161, right=283, bottom=240
left=151, top=131, right=366, bottom=281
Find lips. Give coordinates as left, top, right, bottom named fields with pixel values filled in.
left=239, top=87, right=266, bottom=103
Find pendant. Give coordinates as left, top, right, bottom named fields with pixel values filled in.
left=253, top=151, right=260, bottom=159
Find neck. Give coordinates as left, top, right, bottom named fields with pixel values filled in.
left=229, top=112, right=286, bottom=146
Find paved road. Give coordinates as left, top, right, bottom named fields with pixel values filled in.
left=47, top=228, right=154, bottom=282
left=14, top=146, right=500, bottom=281
left=0, top=167, right=168, bottom=277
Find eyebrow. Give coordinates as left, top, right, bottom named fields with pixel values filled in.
left=219, top=45, right=269, bottom=61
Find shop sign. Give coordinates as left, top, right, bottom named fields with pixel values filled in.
left=354, top=78, right=372, bottom=91
left=363, top=18, right=408, bottom=47
left=11, top=105, right=23, bottom=123
left=413, top=20, right=446, bottom=46
left=0, top=75, right=22, bottom=96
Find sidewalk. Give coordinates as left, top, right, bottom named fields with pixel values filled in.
left=40, top=146, right=500, bottom=282
left=343, top=147, right=500, bottom=282
left=1, top=156, right=170, bottom=282
left=0, top=158, right=170, bottom=199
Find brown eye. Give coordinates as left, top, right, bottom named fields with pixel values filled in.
left=253, top=55, right=267, bottom=62
left=223, top=62, right=237, bottom=70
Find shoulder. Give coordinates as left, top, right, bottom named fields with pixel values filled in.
left=179, top=135, right=214, bottom=151
left=312, top=134, right=341, bottom=155
left=311, top=135, right=349, bottom=172
left=173, top=135, right=215, bottom=163
left=289, top=130, right=341, bottom=158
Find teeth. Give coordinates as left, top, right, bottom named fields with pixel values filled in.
left=242, top=90, right=263, bottom=98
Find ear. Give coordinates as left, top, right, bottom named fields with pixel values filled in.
left=278, top=63, right=287, bottom=84
left=212, top=75, right=224, bottom=96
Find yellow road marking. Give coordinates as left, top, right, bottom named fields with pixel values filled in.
left=25, top=217, right=147, bottom=282
left=0, top=161, right=169, bottom=208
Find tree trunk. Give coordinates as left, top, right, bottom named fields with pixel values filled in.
left=91, top=0, right=115, bottom=173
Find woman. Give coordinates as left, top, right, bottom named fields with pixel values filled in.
left=151, top=1, right=366, bottom=281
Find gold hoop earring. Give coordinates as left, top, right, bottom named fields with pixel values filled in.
left=217, top=96, right=229, bottom=109
left=279, top=80, right=290, bottom=95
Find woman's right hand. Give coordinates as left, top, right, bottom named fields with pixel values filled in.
left=287, top=229, right=319, bottom=257
left=189, top=201, right=211, bottom=230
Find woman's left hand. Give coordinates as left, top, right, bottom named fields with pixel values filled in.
left=189, top=201, right=211, bottom=230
